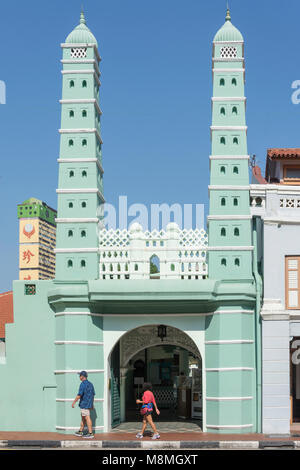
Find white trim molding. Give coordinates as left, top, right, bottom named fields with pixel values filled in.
left=212, top=97, right=246, bottom=102
left=56, top=426, right=104, bottom=431
left=209, top=155, right=249, bottom=160
left=59, top=127, right=102, bottom=144
left=212, top=67, right=245, bottom=72
left=54, top=341, right=103, bottom=345
left=54, top=369, right=104, bottom=374
left=207, top=215, right=252, bottom=221
left=208, top=185, right=250, bottom=191
left=207, top=246, right=254, bottom=252
left=206, top=424, right=253, bottom=429
left=212, top=58, right=244, bottom=63
left=57, top=158, right=104, bottom=174
left=56, top=188, right=105, bottom=202
left=60, top=43, right=101, bottom=62
left=206, top=396, right=253, bottom=401
left=54, top=248, right=99, bottom=254
left=55, top=218, right=99, bottom=223
left=210, top=126, right=248, bottom=131
left=54, top=311, right=102, bottom=317
left=60, top=98, right=101, bottom=116
left=61, top=59, right=100, bottom=76
left=205, top=367, right=254, bottom=372
left=56, top=398, right=104, bottom=402
left=205, top=340, right=254, bottom=344
left=61, top=69, right=101, bottom=86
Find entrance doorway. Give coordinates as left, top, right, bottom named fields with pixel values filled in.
left=109, top=324, right=203, bottom=433
left=291, top=338, right=300, bottom=424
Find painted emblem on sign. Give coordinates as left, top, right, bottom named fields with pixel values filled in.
left=23, top=223, right=35, bottom=239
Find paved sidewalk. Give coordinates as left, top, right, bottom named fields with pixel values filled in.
left=1, top=431, right=300, bottom=449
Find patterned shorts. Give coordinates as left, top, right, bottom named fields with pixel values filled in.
left=80, top=408, right=90, bottom=417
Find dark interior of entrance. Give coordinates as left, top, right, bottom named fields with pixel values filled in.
left=125, top=344, right=202, bottom=422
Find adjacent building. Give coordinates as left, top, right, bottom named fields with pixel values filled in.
left=251, top=149, right=300, bottom=434
left=18, top=198, right=57, bottom=280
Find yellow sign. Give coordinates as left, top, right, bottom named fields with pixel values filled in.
left=19, top=244, right=39, bottom=269
left=19, top=219, right=39, bottom=244
left=19, top=270, right=39, bottom=281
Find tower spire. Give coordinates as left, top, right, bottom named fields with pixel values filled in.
left=80, top=6, right=86, bottom=24
left=225, top=3, right=231, bottom=21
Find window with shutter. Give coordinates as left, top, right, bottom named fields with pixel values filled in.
left=286, top=257, right=300, bottom=309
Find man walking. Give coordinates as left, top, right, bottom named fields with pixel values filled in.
left=72, top=371, right=95, bottom=438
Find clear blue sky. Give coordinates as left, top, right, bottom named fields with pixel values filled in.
left=1, top=0, right=300, bottom=292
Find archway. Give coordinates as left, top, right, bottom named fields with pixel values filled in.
left=108, top=324, right=203, bottom=433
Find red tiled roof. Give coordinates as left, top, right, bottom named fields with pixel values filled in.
left=267, top=148, right=300, bottom=159
left=0, top=291, right=13, bottom=338
left=252, top=165, right=267, bottom=184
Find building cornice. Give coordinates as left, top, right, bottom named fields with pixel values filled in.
left=58, top=128, right=102, bottom=144
left=57, top=158, right=104, bottom=175
left=210, top=126, right=247, bottom=131
left=56, top=188, right=105, bottom=202
left=207, top=215, right=252, bottom=221
left=54, top=248, right=99, bottom=254
left=61, top=69, right=101, bottom=86
left=61, top=59, right=100, bottom=76
left=210, top=155, right=249, bottom=160
left=207, top=246, right=254, bottom=251
left=208, top=185, right=250, bottom=191
left=59, top=98, right=102, bottom=116
left=55, top=218, right=99, bottom=223
left=212, top=97, right=246, bottom=102
left=60, top=43, right=101, bottom=60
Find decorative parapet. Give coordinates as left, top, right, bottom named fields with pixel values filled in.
left=99, top=222, right=208, bottom=280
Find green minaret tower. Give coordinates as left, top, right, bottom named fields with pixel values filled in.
left=55, top=11, right=104, bottom=280
left=208, top=7, right=252, bottom=280
left=204, top=9, right=259, bottom=434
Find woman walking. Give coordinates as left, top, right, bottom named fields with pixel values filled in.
left=136, top=382, right=160, bottom=440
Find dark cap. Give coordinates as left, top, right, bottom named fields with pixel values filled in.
left=78, top=370, right=88, bottom=378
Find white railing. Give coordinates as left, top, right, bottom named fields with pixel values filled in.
left=99, top=222, right=208, bottom=280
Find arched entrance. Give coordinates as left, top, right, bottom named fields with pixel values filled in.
left=108, top=324, right=203, bottom=433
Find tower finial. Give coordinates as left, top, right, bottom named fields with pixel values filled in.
left=226, top=3, right=231, bottom=21
left=80, top=6, right=86, bottom=24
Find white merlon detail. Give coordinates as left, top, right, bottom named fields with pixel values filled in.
left=57, top=158, right=104, bottom=174
left=55, top=248, right=99, bottom=254
left=60, top=99, right=102, bottom=115
left=55, top=218, right=99, bottom=223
